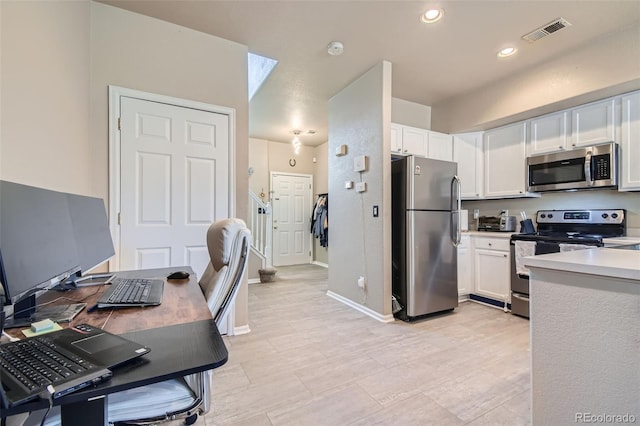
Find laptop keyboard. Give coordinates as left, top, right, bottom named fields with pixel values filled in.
left=106, top=278, right=156, bottom=304
left=0, top=337, right=95, bottom=391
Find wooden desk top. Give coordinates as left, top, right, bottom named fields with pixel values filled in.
left=6, top=266, right=213, bottom=338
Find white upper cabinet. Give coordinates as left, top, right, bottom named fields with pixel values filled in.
left=395, top=124, right=428, bottom=157
left=570, top=98, right=616, bottom=148
left=390, top=123, right=403, bottom=154
left=427, top=131, right=453, bottom=161
left=528, top=111, right=569, bottom=155
left=484, top=122, right=536, bottom=198
left=453, top=132, right=483, bottom=199
left=619, top=91, right=640, bottom=191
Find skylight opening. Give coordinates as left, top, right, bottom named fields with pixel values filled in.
left=248, top=53, right=278, bottom=100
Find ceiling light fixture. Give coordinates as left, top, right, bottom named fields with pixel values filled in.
left=498, top=47, right=518, bottom=58
left=421, top=8, right=444, bottom=24
left=327, top=41, right=344, bottom=56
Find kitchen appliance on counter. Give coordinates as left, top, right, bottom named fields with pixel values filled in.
left=392, top=156, right=461, bottom=321
left=478, top=214, right=517, bottom=232
left=527, top=142, right=618, bottom=192
left=510, top=209, right=626, bottom=318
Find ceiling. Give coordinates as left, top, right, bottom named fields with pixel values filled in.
left=100, top=1, right=640, bottom=146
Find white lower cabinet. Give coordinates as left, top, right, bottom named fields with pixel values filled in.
left=472, top=236, right=510, bottom=304
left=457, top=234, right=472, bottom=297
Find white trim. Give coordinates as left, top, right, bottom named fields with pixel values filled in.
left=233, top=324, right=251, bottom=335
left=108, top=85, right=236, bottom=272
left=326, top=291, right=395, bottom=323
left=311, top=261, right=328, bottom=268
left=248, top=278, right=261, bottom=284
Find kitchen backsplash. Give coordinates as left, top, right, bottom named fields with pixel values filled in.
left=462, top=189, right=640, bottom=236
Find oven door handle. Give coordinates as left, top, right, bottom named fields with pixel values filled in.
left=584, top=150, right=594, bottom=186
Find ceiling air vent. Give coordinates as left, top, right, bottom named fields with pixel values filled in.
left=522, top=17, right=572, bottom=43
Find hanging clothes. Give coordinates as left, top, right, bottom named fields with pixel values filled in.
left=311, top=194, right=329, bottom=247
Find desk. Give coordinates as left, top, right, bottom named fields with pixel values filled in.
left=1, top=267, right=228, bottom=424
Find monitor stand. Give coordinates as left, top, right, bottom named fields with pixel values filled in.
left=3, top=294, right=86, bottom=329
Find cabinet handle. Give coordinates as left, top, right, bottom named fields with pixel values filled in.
left=488, top=243, right=492, bottom=247
left=503, top=254, right=507, bottom=258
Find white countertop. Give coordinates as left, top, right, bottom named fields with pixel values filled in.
left=463, top=231, right=514, bottom=238
left=524, top=247, right=640, bottom=281
left=603, top=236, right=640, bottom=246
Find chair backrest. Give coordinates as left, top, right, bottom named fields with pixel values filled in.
left=198, top=218, right=251, bottom=325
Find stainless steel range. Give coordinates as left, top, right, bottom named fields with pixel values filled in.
left=510, top=209, right=626, bottom=318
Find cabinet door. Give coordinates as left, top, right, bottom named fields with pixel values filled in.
left=457, top=235, right=472, bottom=296
left=390, top=123, right=404, bottom=155
left=453, top=132, right=483, bottom=199
left=571, top=98, right=616, bottom=147
left=474, top=248, right=510, bottom=302
left=427, top=131, right=453, bottom=161
left=402, top=126, right=428, bottom=157
left=484, top=122, right=528, bottom=197
left=528, top=111, right=568, bottom=155
left=620, top=91, right=640, bottom=191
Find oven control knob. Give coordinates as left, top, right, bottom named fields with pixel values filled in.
left=602, top=213, right=609, bottom=219
left=540, top=214, right=546, bottom=219
left=548, top=213, right=553, bottom=219
left=611, top=213, right=618, bottom=219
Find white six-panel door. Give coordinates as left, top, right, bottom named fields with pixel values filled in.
left=271, top=173, right=312, bottom=266
left=119, top=96, right=229, bottom=275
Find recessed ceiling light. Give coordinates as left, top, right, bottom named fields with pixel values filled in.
left=421, top=8, right=444, bottom=24
left=498, top=47, right=517, bottom=58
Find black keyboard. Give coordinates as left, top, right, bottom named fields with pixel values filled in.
left=106, top=278, right=154, bottom=304
left=0, top=337, right=94, bottom=392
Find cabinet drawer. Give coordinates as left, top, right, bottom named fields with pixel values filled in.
left=473, top=237, right=509, bottom=251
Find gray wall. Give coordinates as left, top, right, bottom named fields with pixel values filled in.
left=1, top=1, right=251, bottom=328
left=328, top=61, right=392, bottom=317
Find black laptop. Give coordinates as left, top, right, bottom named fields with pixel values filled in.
left=0, top=323, right=150, bottom=408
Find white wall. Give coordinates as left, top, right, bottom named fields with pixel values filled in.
left=1, top=1, right=92, bottom=194
left=391, top=97, right=431, bottom=129
left=1, top=1, right=251, bottom=329
left=328, top=61, right=392, bottom=318
left=432, top=23, right=640, bottom=133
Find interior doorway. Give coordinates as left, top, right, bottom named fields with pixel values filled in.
left=270, top=172, right=312, bottom=266
left=108, top=87, right=235, bottom=272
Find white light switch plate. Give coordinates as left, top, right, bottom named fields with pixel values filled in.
left=355, top=182, right=367, bottom=192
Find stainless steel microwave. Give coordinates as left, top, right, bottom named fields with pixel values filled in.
left=527, top=142, right=618, bottom=192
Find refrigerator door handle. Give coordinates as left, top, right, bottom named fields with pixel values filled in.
left=450, top=176, right=462, bottom=247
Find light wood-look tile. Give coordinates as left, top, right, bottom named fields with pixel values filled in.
left=203, top=264, right=531, bottom=425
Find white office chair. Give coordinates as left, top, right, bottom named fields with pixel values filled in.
left=31, top=218, right=251, bottom=426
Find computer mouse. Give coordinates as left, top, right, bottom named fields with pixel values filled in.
left=167, top=270, right=190, bottom=280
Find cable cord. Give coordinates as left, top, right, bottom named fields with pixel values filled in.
left=39, top=385, right=55, bottom=426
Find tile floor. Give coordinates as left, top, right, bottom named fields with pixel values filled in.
left=203, top=264, right=531, bottom=425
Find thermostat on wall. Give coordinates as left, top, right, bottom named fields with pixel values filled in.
left=354, top=155, right=367, bottom=172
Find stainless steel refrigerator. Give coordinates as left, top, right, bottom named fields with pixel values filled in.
left=392, top=156, right=461, bottom=321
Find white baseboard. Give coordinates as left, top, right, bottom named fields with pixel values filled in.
left=326, top=291, right=395, bottom=323
left=312, top=261, right=328, bottom=268
left=233, top=324, right=251, bottom=335
left=248, top=278, right=261, bottom=285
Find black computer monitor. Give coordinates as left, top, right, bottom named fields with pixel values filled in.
left=0, top=181, right=81, bottom=326
left=67, top=193, right=115, bottom=276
